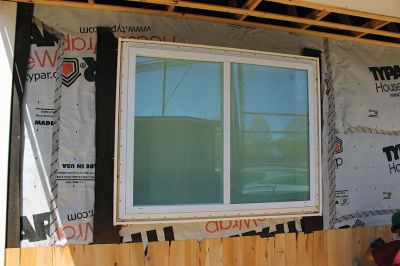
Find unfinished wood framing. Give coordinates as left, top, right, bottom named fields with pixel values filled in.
left=166, top=0, right=178, bottom=12
left=120, top=0, right=400, bottom=39
left=8, top=0, right=400, bottom=48
left=5, top=226, right=393, bottom=266
left=268, top=0, right=400, bottom=23
left=237, top=0, right=262, bottom=21
left=355, top=20, right=391, bottom=38
left=301, top=10, right=330, bottom=30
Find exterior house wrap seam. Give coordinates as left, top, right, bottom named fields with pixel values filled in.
left=336, top=209, right=400, bottom=223
left=34, top=18, right=66, bottom=246
left=324, top=38, right=337, bottom=229
left=345, top=127, right=400, bottom=136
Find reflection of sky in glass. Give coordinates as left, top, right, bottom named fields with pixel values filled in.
left=232, top=63, right=308, bottom=133
left=135, top=58, right=309, bottom=133
left=232, top=63, right=308, bottom=114
left=135, top=56, right=221, bottom=121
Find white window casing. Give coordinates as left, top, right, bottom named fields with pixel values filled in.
left=114, top=39, right=321, bottom=224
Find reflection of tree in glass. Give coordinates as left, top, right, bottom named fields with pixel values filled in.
left=246, top=115, right=272, bottom=162
left=275, top=116, right=308, bottom=163
left=284, top=116, right=307, bottom=140
left=248, top=115, right=271, bottom=144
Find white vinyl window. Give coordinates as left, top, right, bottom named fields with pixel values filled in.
left=114, top=39, right=321, bottom=224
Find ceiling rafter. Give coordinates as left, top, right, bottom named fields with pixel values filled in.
left=355, top=20, right=391, bottom=38
left=301, top=9, right=330, bottom=30
left=237, top=0, right=262, bottom=21
left=268, top=0, right=400, bottom=24
left=119, top=0, right=400, bottom=39
left=166, top=0, right=177, bottom=12
left=7, top=0, right=400, bottom=48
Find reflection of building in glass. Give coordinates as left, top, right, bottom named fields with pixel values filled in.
left=134, top=116, right=222, bottom=205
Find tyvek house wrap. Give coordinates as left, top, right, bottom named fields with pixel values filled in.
left=21, top=4, right=400, bottom=246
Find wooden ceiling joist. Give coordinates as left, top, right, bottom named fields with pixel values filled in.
left=355, top=20, right=391, bottom=38
left=237, top=0, right=262, bottom=21
left=7, top=0, right=400, bottom=48
left=118, top=0, right=400, bottom=40
left=268, top=0, right=400, bottom=24
left=301, top=9, right=330, bottom=30
left=166, top=0, right=177, bottom=12
left=120, top=0, right=400, bottom=39
left=306, top=9, right=331, bottom=21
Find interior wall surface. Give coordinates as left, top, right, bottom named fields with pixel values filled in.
left=19, top=3, right=400, bottom=247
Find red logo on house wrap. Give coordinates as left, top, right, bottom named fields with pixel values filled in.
left=334, top=136, right=343, bottom=154
left=62, top=58, right=81, bottom=87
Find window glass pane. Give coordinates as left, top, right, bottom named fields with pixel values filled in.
left=133, top=56, right=223, bottom=205
left=231, top=63, right=309, bottom=204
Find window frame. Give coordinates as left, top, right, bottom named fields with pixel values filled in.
left=114, top=39, right=321, bottom=224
